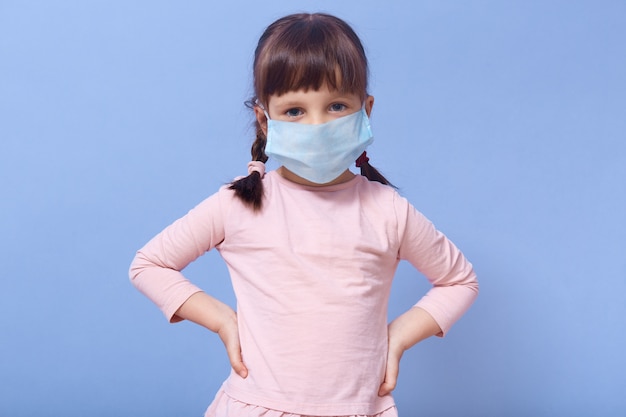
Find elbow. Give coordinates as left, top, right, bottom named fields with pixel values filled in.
left=128, top=250, right=148, bottom=286
left=465, top=268, right=479, bottom=298
left=465, top=271, right=479, bottom=306
left=469, top=270, right=479, bottom=293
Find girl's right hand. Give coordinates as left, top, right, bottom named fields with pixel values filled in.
left=173, top=292, right=248, bottom=379
left=217, top=313, right=249, bottom=379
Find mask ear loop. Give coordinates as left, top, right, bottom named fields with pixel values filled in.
left=361, top=101, right=370, bottom=118
left=255, top=99, right=271, bottom=120
left=357, top=102, right=371, bottom=168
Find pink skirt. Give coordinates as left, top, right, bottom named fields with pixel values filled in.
left=204, top=389, right=399, bottom=417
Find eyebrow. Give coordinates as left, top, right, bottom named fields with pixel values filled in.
left=273, top=100, right=305, bottom=107
left=273, top=94, right=357, bottom=107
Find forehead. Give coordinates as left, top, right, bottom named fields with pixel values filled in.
left=255, top=28, right=368, bottom=106
left=260, top=64, right=363, bottom=102
left=267, top=84, right=362, bottom=107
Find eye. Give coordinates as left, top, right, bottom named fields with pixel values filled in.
left=329, top=103, right=347, bottom=112
left=285, top=108, right=303, bottom=118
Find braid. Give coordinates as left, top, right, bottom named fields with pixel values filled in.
left=251, top=126, right=269, bottom=164
left=356, top=151, right=395, bottom=188
left=229, top=122, right=268, bottom=211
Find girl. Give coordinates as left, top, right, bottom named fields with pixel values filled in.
left=130, top=13, right=478, bottom=417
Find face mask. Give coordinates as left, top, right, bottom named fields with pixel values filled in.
left=264, top=108, right=374, bottom=184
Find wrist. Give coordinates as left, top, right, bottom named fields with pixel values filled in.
left=388, top=307, right=442, bottom=352
left=215, top=307, right=238, bottom=334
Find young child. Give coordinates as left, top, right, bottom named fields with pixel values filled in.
left=130, top=12, right=478, bottom=417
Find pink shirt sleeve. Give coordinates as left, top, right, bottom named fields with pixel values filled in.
left=129, top=191, right=226, bottom=322
left=396, top=193, right=479, bottom=336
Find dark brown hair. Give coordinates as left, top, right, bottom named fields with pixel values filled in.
left=230, top=13, right=393, bottom=210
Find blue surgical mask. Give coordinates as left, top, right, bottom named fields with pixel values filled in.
left=264, top=108, right=374, bottom=184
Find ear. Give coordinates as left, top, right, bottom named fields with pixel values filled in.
left=364, top=95, right=374, bottom=117
left=254, top=105, right=268, bottom=136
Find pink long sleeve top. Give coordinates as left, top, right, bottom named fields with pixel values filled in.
left=130, top=170, right=478, bottom=416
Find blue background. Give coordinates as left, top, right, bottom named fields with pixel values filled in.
left=1, top=1, right=625, bottom=416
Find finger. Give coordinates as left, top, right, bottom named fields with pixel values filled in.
left=378, top=355, right=399, bottom=396
left=225, top=338, right=248, bottom=378
left=230, top=356, right=248, bottom=379
left=217, top=317, right=248, bottom=379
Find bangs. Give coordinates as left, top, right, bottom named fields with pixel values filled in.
left=254, top=15, right=368, bottom=105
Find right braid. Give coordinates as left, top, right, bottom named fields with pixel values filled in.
left=229, top=122, right=268, bottom=211
left=250, top=125, right=269, bottom=165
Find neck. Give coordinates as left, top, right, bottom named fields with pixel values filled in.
left=277, top=166, right=355, bottom=187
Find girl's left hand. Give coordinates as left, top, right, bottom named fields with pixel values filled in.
left=378, top=338, right=404, bottom=396
left=378, top=307, right=442, bottom=396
